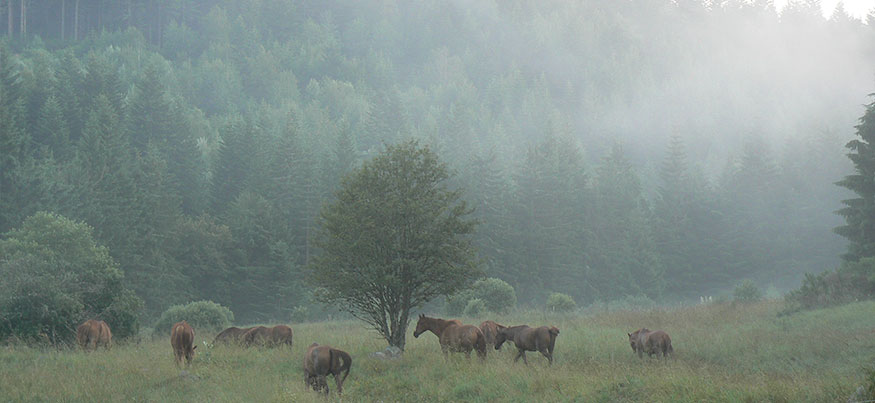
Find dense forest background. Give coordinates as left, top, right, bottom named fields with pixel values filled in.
left=1, top=0, right=872, bottom=324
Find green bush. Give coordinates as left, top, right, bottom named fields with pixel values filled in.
left=445, top=290, right=475, bottom=316
left=152, top=300, right=234, bottom=335
left=471, top=278, right=516, bottom=313
left=783, top=258, right=875, bottom=314
left=463, top=298, right=486, bottom=316
left=546, top=292, right=576, bottom=313
left=0, top=212, right=143, bottom=345
left=733, top=280, right=763, bottom=303
left=445, top=278, right=516, bottom=315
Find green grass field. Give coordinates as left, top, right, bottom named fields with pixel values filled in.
left=1, top=300, right=873, bottom=402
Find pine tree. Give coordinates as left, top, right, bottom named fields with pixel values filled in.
left=0, top=43, right=32, bottom=232
left=211, top=116, right=255, bottom=216
left=128, top=63, right=205, bottom=214
left=512, top=134, right=590, bottom=303
left=34, top=95, right=70, bottom=159
left=590, top=143, right=663, bottom=299
left=836, top=98, right=875, bottom=261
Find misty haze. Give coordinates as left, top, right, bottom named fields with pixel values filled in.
left=1, top=1, right=874, bottom=402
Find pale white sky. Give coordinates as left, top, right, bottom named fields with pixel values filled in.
left=775, top=0, right=875, bottom=19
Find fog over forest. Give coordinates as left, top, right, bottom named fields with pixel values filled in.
left=1, top=0, right=873, bottom=323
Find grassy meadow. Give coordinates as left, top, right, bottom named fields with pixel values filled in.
left=1, top=300, right=874, bottom=402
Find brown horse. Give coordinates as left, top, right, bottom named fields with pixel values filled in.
left=76, top=319, right=112, bottom=351
left=479, top=320, right=506, bottom=350
left=304, top=343, right=352, bottom=395
left=213, top=326, right=251, bottom=345
left=170, top=321, right=196, bottom=367
left=494, top=325, right=559, bottom=365
left=270, top=325, right=294, bottom=348
left=242, top=326, right=271, bottom=347
left=413, top=314, right=486, bottom=360
left=628, top=328, right=673, bottom=359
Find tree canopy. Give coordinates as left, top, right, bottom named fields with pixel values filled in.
left=309, top=140, right=480, bottom=349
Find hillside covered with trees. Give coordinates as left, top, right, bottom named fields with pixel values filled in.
left=1, top=0, right=873, bottom=325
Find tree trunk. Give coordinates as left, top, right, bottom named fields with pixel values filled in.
left=18, top=0, right=24, bottom=37
left=61, top=0, right=65, bottom=41
left=73, top=0, right=78, bottom=40
left=156, top=0, right=162, bottom=48
left=388, top=308, right=409, bottom=350
left=7, top=0, right=12, bottom=38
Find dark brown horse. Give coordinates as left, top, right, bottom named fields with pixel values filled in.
left=213, top=326, right=251, bottom=345
left=413, top=314, right=486, bottom=360
left=479, top=320, right=506, bottom=350
left=270, top=325, right=294, bottom=348
left=494, top=325, right=559, bottom=365
left=304, top=343, right=352, bottom=395
left=628, top=328, right=673, bottom=359
left=242, top=326, right=271, bottom=347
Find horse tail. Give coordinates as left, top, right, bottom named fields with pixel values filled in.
left=336, top=350, right=352, bottom=384
left=475, top=329, right=487, bottom=359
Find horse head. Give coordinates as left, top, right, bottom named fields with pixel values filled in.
left=494, top=327, right=509, bottom=350
left=413, top=314, right=427, bottom=338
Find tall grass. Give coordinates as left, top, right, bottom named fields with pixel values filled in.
left=1, top=300, right=872, bottom=402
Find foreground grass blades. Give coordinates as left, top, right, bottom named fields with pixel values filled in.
left=1, top=300, right=873, bottom=402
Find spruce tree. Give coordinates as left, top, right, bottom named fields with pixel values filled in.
left=836, top=98, right=875, bottom=261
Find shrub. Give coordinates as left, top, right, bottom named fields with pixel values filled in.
left=546, top=292, right=576, bottom=313
left=445, top=290, right=475, bottom=316
left=471, top=278, right=516, bottom=313
left=783, top=258, right=875, bottom=314
left=153, top=300, right=234, bottom=335
left=464, top=298, right=486, bottom=316
left=733, top=280, right=763, bottom=303
left=0, top=212, right=143, bottom=345
left=445, top=278, right=517, bottom=315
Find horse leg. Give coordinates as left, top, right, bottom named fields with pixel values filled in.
left=521, top=351, right=529, bottom=365
left=335, top=373, right=343, bottom=396
left=540, top=348, right=552, bottom=366
left=513, top=349, right=523, bottom=363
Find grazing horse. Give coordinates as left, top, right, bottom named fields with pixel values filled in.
left=413, top=314, right=486, bottom=360
left=628, top=328, right=673, bottom=359
left=242, top=326, right=272, bottom=347
left=213, top=326, right=251, bottom=345
left=479, top=320, right=506, bottom=350
left=494, top=325, right=559, bottom=365
left=270, top=325, right=294, bottom=348
left=304, top=343, right=352, bottom=395
left=170, top=321, right=196, bottom=367
left=76, top=319, right=112, bottom=351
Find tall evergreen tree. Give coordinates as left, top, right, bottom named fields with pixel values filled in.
left=211, top=116, right=255, bottom=216
left=0, top=43, right=32, bottom=232
left=128, top=63, right=205, bottom=214
left=512, top=134, right=590, bottom=303
left=590, top=143, right=663, bottom=299
left=836, top=98, right=875, bottom=262
left=34, top=95, right=70, bottom=159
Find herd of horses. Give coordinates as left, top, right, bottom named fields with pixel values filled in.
left=74, top=314, right=674, bottom=396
